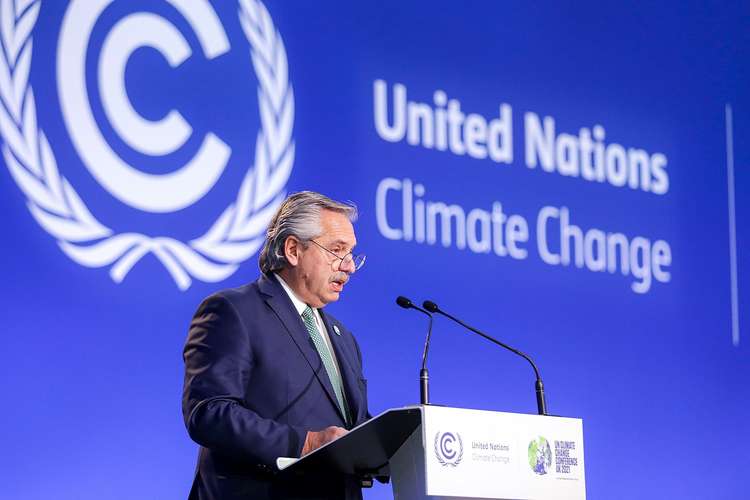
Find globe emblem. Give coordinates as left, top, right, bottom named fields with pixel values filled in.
left=528, top=436, right=552, bottom=475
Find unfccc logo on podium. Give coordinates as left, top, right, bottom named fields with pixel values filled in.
left=0, top=0, right=294, bottom=290
left=434, top=431, right=463, bottom=467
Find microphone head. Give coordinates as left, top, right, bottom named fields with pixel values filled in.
left=396, top=296, right=413, bottom=309
left=422, top=300, right=439, bottom=313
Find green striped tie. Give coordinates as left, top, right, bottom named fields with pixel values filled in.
left=302, top=306, right=349, bottom=424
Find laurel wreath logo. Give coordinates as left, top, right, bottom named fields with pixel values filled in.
left=0, top=0, right=294, bottom=290
left=434, top=431, right=464, bottom=467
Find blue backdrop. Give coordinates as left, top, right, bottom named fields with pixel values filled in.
left=1, top=1, right=747, bottom=498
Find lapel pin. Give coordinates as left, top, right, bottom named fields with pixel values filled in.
left=333, top=324, right=341, bottom=336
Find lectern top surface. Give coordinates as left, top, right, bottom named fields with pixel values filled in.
left=277, top=406, right=422, bottom=477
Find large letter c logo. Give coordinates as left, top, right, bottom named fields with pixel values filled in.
left=58, top=0, right=231, bottom=213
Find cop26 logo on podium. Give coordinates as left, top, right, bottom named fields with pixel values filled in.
left=0, top=0, right=294, bottom=290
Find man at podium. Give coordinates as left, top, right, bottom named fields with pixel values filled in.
left=182, top=191, right=371, bottom=499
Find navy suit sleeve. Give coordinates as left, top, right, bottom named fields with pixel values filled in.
left=350, top=329, right=373, bottom=422
left=182, top=294, right=307, bottom=465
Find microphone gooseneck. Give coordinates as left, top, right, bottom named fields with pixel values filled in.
left=423, top=300, right=548, bottom=415
left=396, top=296, right=433, bottom=405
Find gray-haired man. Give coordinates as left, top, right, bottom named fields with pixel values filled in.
left=182, top=191, right=370, bottom=500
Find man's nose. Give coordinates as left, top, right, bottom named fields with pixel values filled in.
left=339, top=257, right=356, bottom=274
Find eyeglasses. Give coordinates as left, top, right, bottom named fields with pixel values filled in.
left=308, top=239, right=366, bottom=272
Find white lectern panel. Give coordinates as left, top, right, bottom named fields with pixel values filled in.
left=420, top=406, right=585, bottom=500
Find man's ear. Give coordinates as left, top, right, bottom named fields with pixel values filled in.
left=283, top=235, right=300, bottom=266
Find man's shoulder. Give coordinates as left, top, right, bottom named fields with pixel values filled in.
left=213, top=280, right=260, bottom=301
left=197, top=275, right=272, bottom=310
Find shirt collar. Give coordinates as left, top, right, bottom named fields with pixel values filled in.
left=274, top=272, right=312, bottom=316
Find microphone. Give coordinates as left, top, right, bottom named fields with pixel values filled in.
left=396, top=296, right=433, bottom=405
left=423, top=300, right=548, bottom=416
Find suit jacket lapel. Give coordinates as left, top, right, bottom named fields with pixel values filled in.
left=320, top=310, right=362, bottom=426
left=258, top=275, right=347, bottom=424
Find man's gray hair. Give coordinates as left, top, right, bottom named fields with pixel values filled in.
left=259, top=191, right=357, bottom=275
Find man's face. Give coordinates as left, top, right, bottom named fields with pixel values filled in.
left=288, top=209, right=357, bottom=308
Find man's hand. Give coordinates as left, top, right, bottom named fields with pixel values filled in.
left=300, top=426, right=348, bottom=456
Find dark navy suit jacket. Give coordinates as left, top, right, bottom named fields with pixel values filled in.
left=182, top=274, right=369, bottom=499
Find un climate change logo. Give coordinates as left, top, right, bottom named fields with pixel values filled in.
left=528, top=436, right=552, bottom=475
left=434, top=431, right=463, bottom=467
left=0, top=0, right=294, bottom=290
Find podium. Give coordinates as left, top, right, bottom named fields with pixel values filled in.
left=278, top=405, right=586, bottom=499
